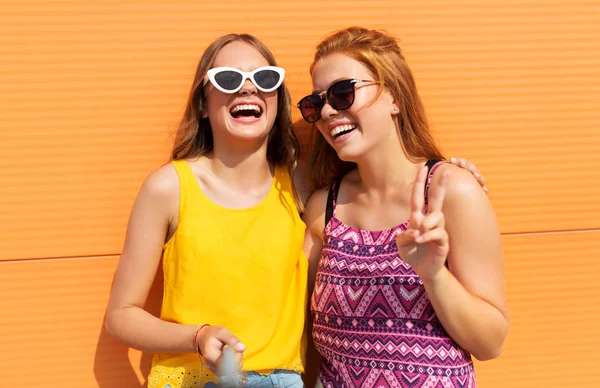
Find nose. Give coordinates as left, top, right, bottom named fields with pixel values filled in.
left=320, top=100, right=339, bottom=120
left=239, top=78, right=257, bottom=95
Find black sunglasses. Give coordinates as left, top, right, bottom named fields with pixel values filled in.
left=296, top=79, right=377, bottom=123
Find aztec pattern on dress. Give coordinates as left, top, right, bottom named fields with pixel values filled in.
left=311, top=162, right=476, bottom=388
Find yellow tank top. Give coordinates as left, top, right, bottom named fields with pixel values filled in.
left=148, top=160, right=307, bottom=388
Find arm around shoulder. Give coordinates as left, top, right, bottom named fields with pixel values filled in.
left=302, top=187, right=329, bottom=292
left=294, top=159, right=313, bottom=208
left=301, top=187, right=328, bottom=387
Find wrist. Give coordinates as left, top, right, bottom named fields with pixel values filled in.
left=420, top=265, right=450, bottom=290
left=193, top=323, right=211, bottom=355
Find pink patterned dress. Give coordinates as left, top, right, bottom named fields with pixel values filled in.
left=311, top=161, right=476, bottom=387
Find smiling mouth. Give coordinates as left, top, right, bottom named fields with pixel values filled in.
left=230, top=104, right=263, bottom=119
left=330, top=124, right=356, bottom=138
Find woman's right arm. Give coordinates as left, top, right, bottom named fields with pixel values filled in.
left=104, top=164, right=199, bottom=353
left=104, top=164, right=244, bottom=367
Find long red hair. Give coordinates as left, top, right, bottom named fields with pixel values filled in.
left=308, top=27, right=444, bottom=189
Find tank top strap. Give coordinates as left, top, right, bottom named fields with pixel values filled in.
left=424, top=159, right=446, bottom=212
left=324, top=178, right=342, bottom=230
left=324, top=160, right=445, bottom=229
left=168, top=159, right=197, bottom=221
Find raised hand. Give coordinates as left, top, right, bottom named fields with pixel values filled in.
left=197, top=325, right=245, bottom=374
left=396, top=166, right=450, bottom=282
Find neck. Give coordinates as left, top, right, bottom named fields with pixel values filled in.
left=355, top=134, right=420, bottom=193
left=208, top=137, right=273, bottom=188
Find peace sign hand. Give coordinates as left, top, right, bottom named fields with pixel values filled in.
left=396, top=166, right=450, bottom=282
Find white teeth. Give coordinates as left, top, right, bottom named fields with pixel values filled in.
left=330, top=124, right=356, bottom=137
left=231, top=104, right=261, bottom=113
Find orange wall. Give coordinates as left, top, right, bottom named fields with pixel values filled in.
left=1, top=1, right=599, bottom=386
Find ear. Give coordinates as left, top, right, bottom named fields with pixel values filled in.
left=200, top=103, right=208, bottom=119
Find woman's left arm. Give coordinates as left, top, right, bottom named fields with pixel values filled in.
left=425, top=164, right=509, bottom=361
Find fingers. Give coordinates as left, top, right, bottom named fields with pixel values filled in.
left=427, top=171, right=448, bottom=213
left=202, top=344, right=222, bottom=372
left=472, top=171, right=487, bottom=194
left=449, top=157, right=472, bottom=171
left=415, top=226, right=448, bottom=245
left=200, top=326, right=245, bottom=373
left=410, top=166, right=428, bottom=228
left=218, top=346, right=244, bottom=380
left=474, top=172, right=486, bottom=188
left=420, top=210, right=444, bottom=232
left=408, top=212, right=447, bottom=246
left=401, top=211, right=445, bottom=245
left=396, top=228, right=419, bottom=248
left=397, top=226, right=447, bottom=250
left=214, top=327, right=246, bottom=352
left=235, top=350, right=244, bottom=369
left=450, top=157, right=488, bottom=194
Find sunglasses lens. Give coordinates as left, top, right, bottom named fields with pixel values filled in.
left=253, top=69, right=281, bottom=91
left=328, top=79, right=355, bottom=110
left=213, top=70, right=243, bottom=91
left=299, top=94, right=324, bottom=123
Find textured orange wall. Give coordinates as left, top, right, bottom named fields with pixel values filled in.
left=1, top=1, right=599, bottom=386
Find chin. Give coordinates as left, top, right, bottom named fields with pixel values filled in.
left=334, top=150, right=362, bottom=163
left=227, top=122, right=272, bottom=140
left=332, top=143, right=367, bottom=163
left=231, top=132, right=271, bottom=144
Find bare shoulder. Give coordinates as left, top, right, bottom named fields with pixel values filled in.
left=432, top=162, right=488, bottom=203
left=294, top=159, right=313, bottom=206
left=135, top=162, right=180, bottom=215
left=141, top=163, right=178, bottom=195
left=430, top=163, right=499, bottom=237
left=302, top=186, right=329, bottom=239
